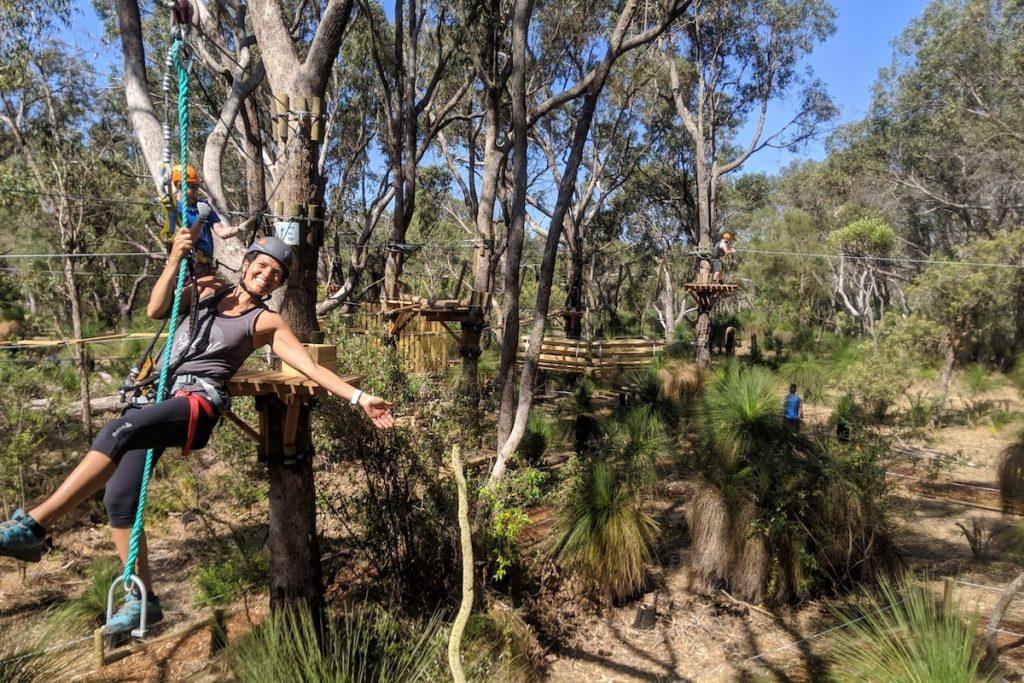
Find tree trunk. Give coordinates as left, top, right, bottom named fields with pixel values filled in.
left=985, top=570, right=1024, bottom=670
left=491, top=82, right=605, bottom=484
left=939, top=337, right=957, bottom=400
left=495, top=0, right=534, bottom=448
left=261, top=396, right=322, bottom=617
left=63, top=256, right=93, bottom=441
left=458, top=94, right=501, bottom=401
left=564, top=239, right=584, bottom=339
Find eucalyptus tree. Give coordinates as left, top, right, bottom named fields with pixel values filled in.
left=0, top=42, right=103, bottom=439
left=531, top=55, right=651, bottom=340
left=863, top=0, right=1024, bottom=248
left=489, top=0, right=692, bottom=486
left=659, top=0, right=837, bottom=365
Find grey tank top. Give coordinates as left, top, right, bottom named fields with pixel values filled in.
left=160, top=286, right=266, bottom=402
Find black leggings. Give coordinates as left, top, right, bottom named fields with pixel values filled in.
left=91, top=397, right=219, bottom=528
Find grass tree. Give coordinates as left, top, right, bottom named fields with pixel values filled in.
left=688, top=363, right=894, bottom=603
left=551, top=458, right=659, bottom=604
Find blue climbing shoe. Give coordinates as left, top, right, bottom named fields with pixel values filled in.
left=0, top=508, right=48, bottom=562
left=103, top=590, right=163, bottom=637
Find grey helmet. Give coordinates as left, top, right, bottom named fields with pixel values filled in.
left=246, top=236, right=296, bottom=278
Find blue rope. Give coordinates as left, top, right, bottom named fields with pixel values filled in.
left=121, top=38, right=190, bottom=590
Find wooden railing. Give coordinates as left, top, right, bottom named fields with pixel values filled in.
left=517, top=337, right=664, bottom=375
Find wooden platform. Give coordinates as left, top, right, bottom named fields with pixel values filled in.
left=382, top=291, right=490, bottom=333
left=223, top=345, right=362, bottom=463
left=227, top=369, right=361, bottom=399
left=518, top=337, right=664, bottom=375
left=683, top=283, right=739, bottom=292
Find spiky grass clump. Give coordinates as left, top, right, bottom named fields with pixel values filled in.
left=687, top=483, right=766, bottom=600
left=229, top=604, right=446, bottom=683
left=778, top=355, right=831, bottom=402
left=963, top=363, right=997, bottom=396
left=562, top=379, right=603, bottom=454
left=689, top=366, right=895, bottom=603
left=0, top=614, right=76, bottom=682
left=607, top=406, right=671, bottom=490
left=517, top=411, right=557, bottom=467
left=828, top=574, right=991, bottom=683
left=997, top=433, right=1024, bottom=514
left=464, top=603, right=544, bottom=682
left=625, top=368, right=682, bottom=432
left=699, top=365, right=783, bottom=471
left=551, top=459, right=659, bottom=604
left=656, top=359, right=702, bottom=403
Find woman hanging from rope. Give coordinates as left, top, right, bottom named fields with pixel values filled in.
left=0, top=229, right=395, bottom=634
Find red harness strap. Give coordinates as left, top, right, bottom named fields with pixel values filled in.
left=173, top=390, right=215, bottom=457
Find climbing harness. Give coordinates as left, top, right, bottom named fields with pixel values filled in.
left=106, top=6, right=195, bottom=640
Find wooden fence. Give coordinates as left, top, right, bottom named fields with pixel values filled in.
left=518, top=337, right=664, bottom=375
left=349, top=304, right=450, bottom=374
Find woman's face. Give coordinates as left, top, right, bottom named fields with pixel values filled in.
left=244, top=254, right=286, bottom=297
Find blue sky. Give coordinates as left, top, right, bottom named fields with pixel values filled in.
left=738, top=0, right=928, bottom=174
left=65, top=0, right=929, bottom=177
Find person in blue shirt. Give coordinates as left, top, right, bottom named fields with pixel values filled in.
left=783, top=384, right=804, bottom=432
left=168, top=165, right=243, bottom=277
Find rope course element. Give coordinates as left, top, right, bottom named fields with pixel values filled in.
left=732, top=247, right=1024, bottom=270
left=0, top=332, right=167, bottom=350
left=0, top=251, right=164, bottom=259
left=0, top=187, right=331, bottom=222
left=120, top=36, right=191, bottom=595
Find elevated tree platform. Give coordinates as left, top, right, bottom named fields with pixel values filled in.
left=518, top=337, right=664, bottom=375
left=225, top=344, right=360, bottom=464
left=683, top=283, right=739, bottom=293
left=685, top=282, right=739, bottom=310
left=381, top=292, right=490, bottom=345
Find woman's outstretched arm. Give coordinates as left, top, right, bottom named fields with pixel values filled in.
left=255, top=312, right=396, bottom=429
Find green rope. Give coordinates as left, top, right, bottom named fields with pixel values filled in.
left=121, top=38, right=190, bottom=590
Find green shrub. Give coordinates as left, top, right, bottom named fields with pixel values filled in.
left=831, top=393, right=865, bottom=434
left=1010, top=356, right=1024, bottom=395
left=517, top=411, right=557, bottom=467
left=550, top=458, right=658, bottom=604
left=193, top=548, right=269, bottom=606
left=837, top=349, right=911, bottom=420
left=464, top=604, right=543, bottom=682
left=314, top=394, right=457, bottom=606
left=828, top=573, right=991, bottom=683
left=778, top=355, right=831, bottom=402
left=229, top=604, right=446, bottom=682
left=963, top=363, right=997, bottom=396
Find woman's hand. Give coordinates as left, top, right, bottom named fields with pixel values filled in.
left=359, top=394, right=396, bottom=429
left=170, top=227, right=194, bottom=262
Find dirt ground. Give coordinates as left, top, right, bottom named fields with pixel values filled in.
left=2, top=377, right=1023, bottom=681
left=543, top=381, right=1024, bottom=682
